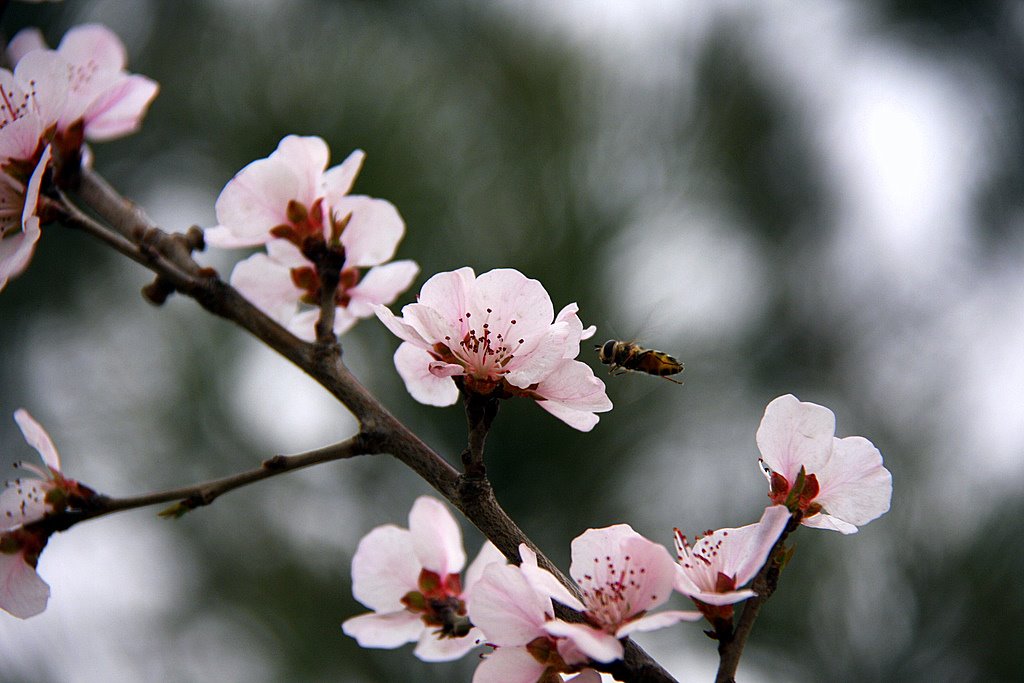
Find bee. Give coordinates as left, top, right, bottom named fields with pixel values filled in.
left=596, top=339, right=684, bottom=384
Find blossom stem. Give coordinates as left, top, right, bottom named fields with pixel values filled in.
left=50, top=171, right=678, bottom=683
left=714, top=512, right=800, bottom=683
left=460, top=392, right=499, bottom=477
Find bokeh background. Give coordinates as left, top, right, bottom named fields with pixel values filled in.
left=2, top=1, right=1023, bottom=681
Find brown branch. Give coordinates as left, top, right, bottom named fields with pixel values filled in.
left=54, top=169, right=677, bottom=683
left=714, top=513, right=800, bottom=683
left=28, top=437, right=370, bottom=536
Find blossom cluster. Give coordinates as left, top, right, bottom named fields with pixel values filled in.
left=343, top=395, right=891, bottom=680
left=1, top=23, right=158, bottom=291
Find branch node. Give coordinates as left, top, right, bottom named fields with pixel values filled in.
left=142, top=276, right=176, bottom=306
left=262, top=454, right=288, bottom=471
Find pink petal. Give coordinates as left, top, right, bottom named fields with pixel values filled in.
left=472, top=269, right=554, bottom=335
left=615, top=609, right=702, bottom=638
left=0, top=200, right=42, bottom=292
left=800, top=514, right=858, bottom=534
left=265, top=238, right=309, bottom=268
left=680, top=584, right=758, bottom=607
left=463, top=540, right=506, bottom=593
left=13, top=408, right=61, bottom=472
left=542, top=620, right=623, bottom=663
left=727, top=505, right=791, bottom=586
left=812, top=436, right=892, bottom=529
left=12, top=51, right=69, bottom=133
left=346, top=260, right=419, bottom=317
left=467, top=562, right=549, bottom=646
left=0, top=549, right=50, bottom=619
left=6, top=28, right=48, bottom=65
left=503, top=324, right=572, bottom=388
left=518, top=544, right=584, bottom=612
left=341, top=609, right=424, bottom=649
left=554, top=302, right=595, bottom=357
left=756, top=394, right=836, bottom=481
left=202, top=226, right=266, bottom=249
left=336, top=196, right=405, bottom=267
left=82, top=73, right=159, bottom=141
left=285, top=309, right=319, bottom=343
left=393, top=342, right=460, bottom=407
left=322, top=149, right=366, bottom=200
left=428, top=361, right=465, bottom=378
left=57, top=24, right=128, bottom=73
left=533, top=361, right=612, bottom=432
left=409, top=496, right=466, bottom=577
left=417, top=267, right=474, bottom=322
left=350, top=525, right=420, bottom=612
left=373, top=304, right=430, bottom=347
left=472, top=645, right=549, bottom=683
left=229, top=253, right=302, bottom=326
left=413, top=626, right=481, bottom=662
left=274, top=135, right=329, bottom=204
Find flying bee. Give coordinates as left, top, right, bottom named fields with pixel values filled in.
left=596, top=339, right=684, bottom=384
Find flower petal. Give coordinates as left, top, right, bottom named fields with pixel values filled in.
left=542, top=620, right=623, bottom=663
left=341, top=609, right=424, bottom=649
left=0, top=549, right=50, bottom=619
left=409, top=496, right=466, bottom=576
left=81, top=73, right=159, bottom=141
left=413, top=626, right=481, bottom=662
left=533, top=361, right=612, bottom=432
left=464, top=540, right=506, bottom=593
left=756, top=394, right=836, bottom=482
left=614, top=609, right=701, bottom=638
left=229, top=253, right=302, bottom=327
left=13, top=409, right=60, bottom=472
left=6, top=28, right=48, bottom=65
left=350, top=524, right=420, bottom=612
left=336, top=196, right=405, bottom=267
left=468, top=562, right=550, bottom=647
left=393, top=342, right=460, bottom=407
left=346, top=260, right=419, bottom=318
left=472, top=645, right=548, bottom=683
left=518, top=544, right=584, bottom=612
left=322, top=149, right=365, bottom=200
left=813, top=436, right=892, bottom=529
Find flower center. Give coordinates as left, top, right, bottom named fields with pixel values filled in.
left=401, top=568, right=471, bottom=639
left=443, top=308, right=525, bottom=380
left=577, top=552, right=649, bottom=630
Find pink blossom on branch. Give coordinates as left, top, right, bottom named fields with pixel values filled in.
left=6, top=23, right=159, bottom=144
left=342, top=496, right=504, bottom=661
left=468, top=544, right=604, bottom=683
left=206, top=135, right=418, bottom=340
left=0, top=410, right=93, bottom=618
left=673, top=505, right=790, bottom=623
left=374, top=267, right=612, bottom=431
left=542, top=525, right=701, bottom=664
left=756, top=394, right=892, bottom=534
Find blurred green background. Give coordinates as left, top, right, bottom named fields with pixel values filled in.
left=2, top=1, right=1022, bottom=681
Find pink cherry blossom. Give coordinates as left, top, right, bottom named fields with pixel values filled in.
left=342, top=496, right=504, bottom=661
left=0, top=145, right=51, bottom=292
left=0, top=409, right=91, bottom=619
left=0, top=51, right=67, bottom=164
left=756, top=394, right=892, bottom=534
left=375, top=267, right=612, bottom=431
left=468, top=544, right=592, bottom=682
left=206, top=136, right=418, bottom=341
left=542, top=525, right=701, bottom=664
left=6, top=24, right=159, bottom=143
left=673, top=505, right=790, bottom=623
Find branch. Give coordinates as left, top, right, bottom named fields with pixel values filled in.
left=53, top=170, right=677, bottom=683
left=29, top=437, right=370, bottom=535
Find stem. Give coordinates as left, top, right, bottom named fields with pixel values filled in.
left=460, top=391, right=499, bottom=477
left=715, top=514, right=800, bottom=683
